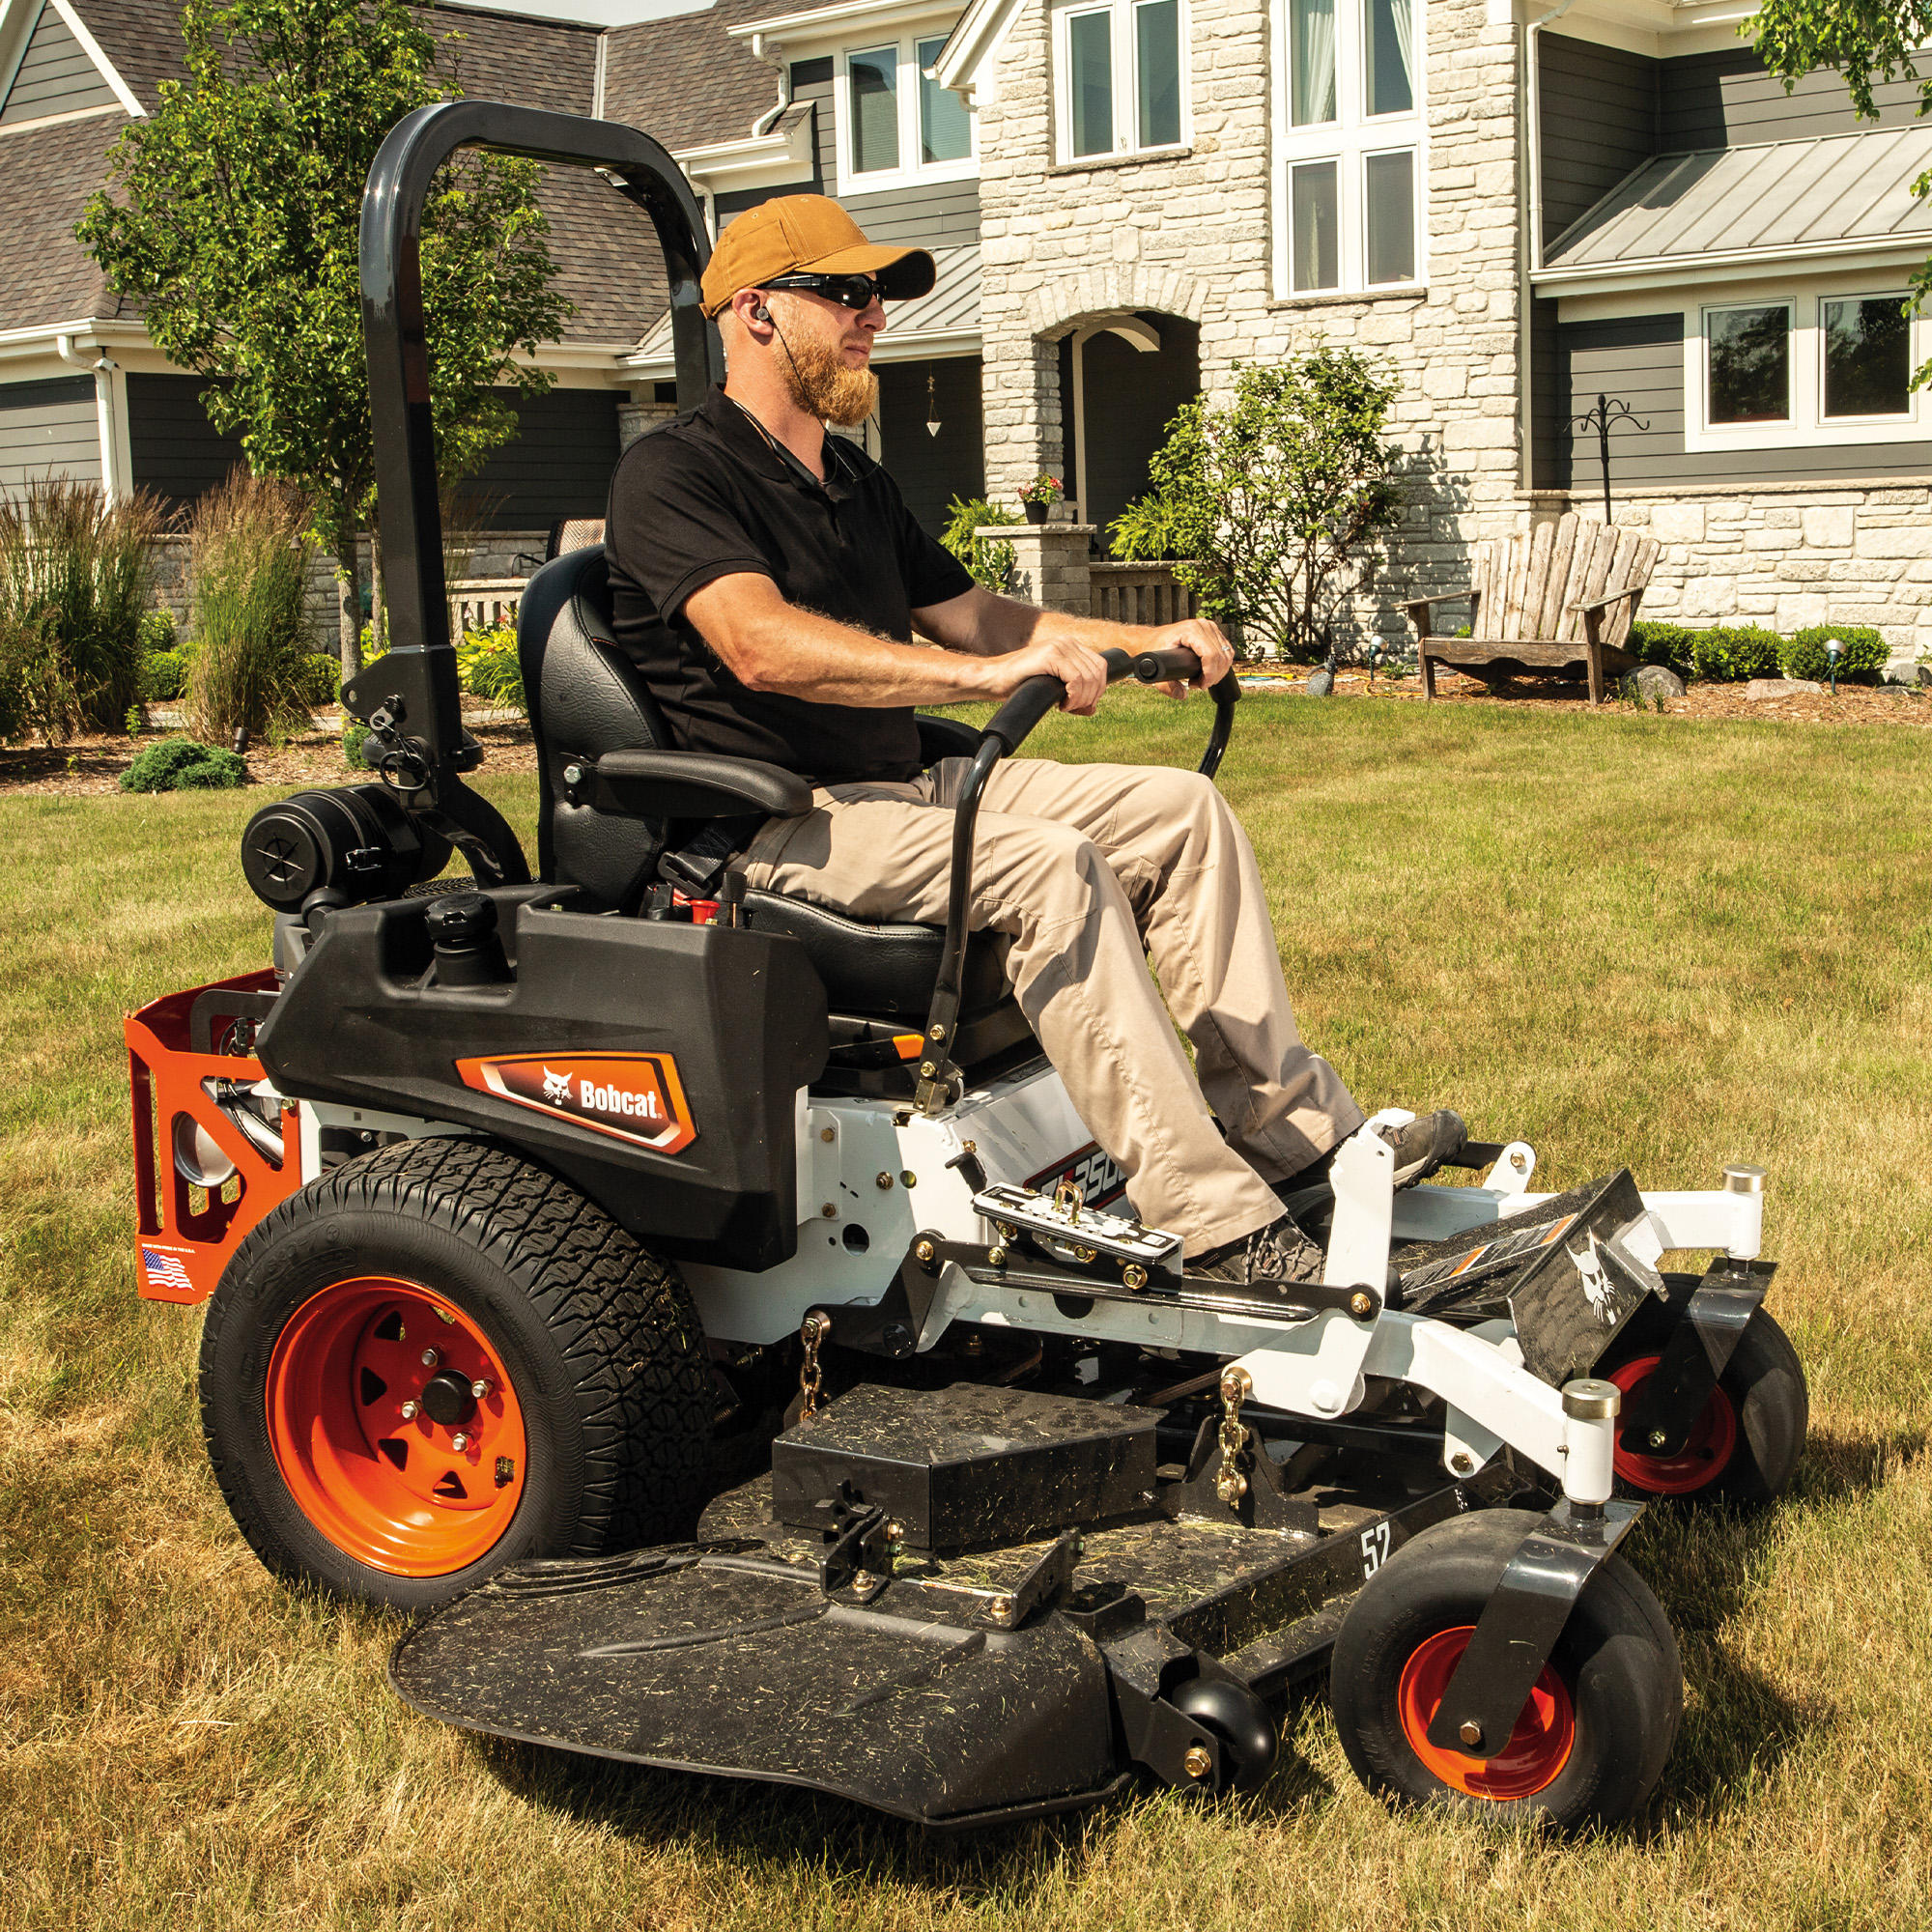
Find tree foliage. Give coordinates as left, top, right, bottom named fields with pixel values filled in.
left=77, top=0, right=573, bottom=677
left=1752, top=0, right=1932, bottom=384
left=1110, top=351, right=1404, bottom=660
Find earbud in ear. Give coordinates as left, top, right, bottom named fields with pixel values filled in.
left=753, top=302, right=771, bottom=323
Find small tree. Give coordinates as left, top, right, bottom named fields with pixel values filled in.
left=1111, top=351, right=1404, bottom=659
left=78, top=0, right=573, bottom=685
left=1752, top=0, right=1932, bottom=386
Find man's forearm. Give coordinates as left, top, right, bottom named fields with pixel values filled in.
left=964, top=594, right=1161, bottom=659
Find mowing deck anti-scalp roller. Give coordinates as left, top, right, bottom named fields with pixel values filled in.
left=125, top=101, right=1807, bottom=1833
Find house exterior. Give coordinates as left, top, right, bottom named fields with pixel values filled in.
left=2, top=0, right=1928, bottom=664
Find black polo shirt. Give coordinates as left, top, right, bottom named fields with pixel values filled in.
left=604, top=388, right=975, bottom=784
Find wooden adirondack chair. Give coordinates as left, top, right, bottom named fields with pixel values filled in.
left=1405, top=514, right=1661, bottom=704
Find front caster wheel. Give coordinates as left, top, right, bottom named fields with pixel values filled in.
left=1602, top=1306, right=1806, bottom=1508
left=1331, top=1510, right=1682, bottom=1831
left=1169, top=1673, right=1279, bottom=1794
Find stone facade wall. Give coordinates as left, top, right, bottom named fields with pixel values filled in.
left=974, top=0, right=1524, bottom=649
left=1529, top=484, right=1932, bottom=669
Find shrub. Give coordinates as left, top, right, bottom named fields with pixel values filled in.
left=941, top=496, right=1021, bottom=592
left=1781, top=624, right=1889, bottom=684
left=1690, top=624, right=1783, bottom=683
left=456, top=623, right=525, bottom=714
left=0, top=476, right=161, bottom=740
left=185, top=469, right=319, bottom=747
left=120, top=735, right=247, bottom=791
left=343, top=721, right=374, bottom=769
left=140, top=648, right=190, bottom=702
left=138, top=607, right=178, bottom=655
left=1627, top=620, right=1697, bottom=676
left=296, top=652, right=341, bottom=708
left=1111, top=350, right=1404, bottom=659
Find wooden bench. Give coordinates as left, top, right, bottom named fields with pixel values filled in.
left=1405, top=514, right=1661, bottom=704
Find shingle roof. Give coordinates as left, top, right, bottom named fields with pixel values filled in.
left=601, top=0, right=780, bottom=156
left=1543, top=127, right=1932, bottom=272
left=0, top=114, right=118, bottom=330
left=5, top=0, right=662, bottom=343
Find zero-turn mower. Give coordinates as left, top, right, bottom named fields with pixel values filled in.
left=126, top=102, right=1807, bottom=1833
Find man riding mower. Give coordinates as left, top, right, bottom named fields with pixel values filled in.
left=125, top=102, right=1807, bottom=1835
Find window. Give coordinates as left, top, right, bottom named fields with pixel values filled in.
left=1707, top=304, right=1790, bottom=424
left=1054, top=0, right=1187, bottom=162
left=1275, top=0, right=1423, bottom=295
left=1823, top=295, right=1911, bottom=418
left=1686, top=289, right=1923, bottom=449
left=838, top=40, right=975, bottom=187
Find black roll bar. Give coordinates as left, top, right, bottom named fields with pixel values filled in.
left=344, top=100, right=722, bottom=884
left=914, top=649, right=1240, bottom=1115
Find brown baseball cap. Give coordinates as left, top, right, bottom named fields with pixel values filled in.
left=699, top=195, right=936, bottom=318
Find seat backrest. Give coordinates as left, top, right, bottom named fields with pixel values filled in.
left=1469, top=513, right=1661, bottom=645
left=518, top=545, right=673, bottom=908
left=545, top=517, right=606, bottom=563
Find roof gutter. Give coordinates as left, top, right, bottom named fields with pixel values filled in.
left=751, top=32, right=792, bottom=137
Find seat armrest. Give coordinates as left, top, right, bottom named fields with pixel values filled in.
left=1570, top=582, right=1645, bottom=616
left=915, top=712, right=985, bottom=766
left=591, top=750, right=813, bottom=820
left=1404, top=589, right=1475, bottom=611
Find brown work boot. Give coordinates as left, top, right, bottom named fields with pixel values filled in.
left=1275, top=1110, right=1470, bottom=1202
left=1187, top=1213, right=1325, bottom=1295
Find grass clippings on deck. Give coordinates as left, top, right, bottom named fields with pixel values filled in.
left=1, top=690, right=1928, bottom=1930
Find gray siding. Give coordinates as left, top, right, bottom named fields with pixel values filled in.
left=1557, top=312, right=1932, bottom=487
left=1660, top=49, right=1924, bottom=148
left=1539, top=35, right=1656, bottom=250
left=0, top=374, right=98, bottom=495
left=466, top=387, right=622, bottom=526
left=128, top=374, right=246, bottom=512
left=0, top=5, right=116, bottom=127
left=876, top=355, right=982, bottom=537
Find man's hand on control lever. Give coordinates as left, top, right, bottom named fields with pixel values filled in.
left=1150, top=616, right=1235, bottom=700
left=987, top=636, right=1112, bottom=716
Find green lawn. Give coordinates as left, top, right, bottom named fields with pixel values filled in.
left=3, top=692, right=1929, bottom=1930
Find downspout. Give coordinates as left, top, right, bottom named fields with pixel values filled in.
left=1520, top=0, right=1582, bottom=504
left=56, top=330, right=124, bottom=505
left=751, top=33, right=791, bottom=136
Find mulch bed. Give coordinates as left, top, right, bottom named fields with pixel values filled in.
left=5, top=671, right=1928, bottom=797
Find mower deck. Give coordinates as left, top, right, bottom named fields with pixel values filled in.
left=389, top=1379, right=1542, bottom=1828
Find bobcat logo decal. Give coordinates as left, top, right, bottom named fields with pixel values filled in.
left=542, top=1066, right=572, bottom=1106
left=1567, top=1231, right=1619, bottom=1324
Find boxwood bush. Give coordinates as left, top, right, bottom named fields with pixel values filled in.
left=1690, top=625, right=1784, bottom=683
left=119, top=736, right=247, bottom=792
left=1627, top=621, right=1697, bottom=675
left=1781, top=625, right=1889, bottom=684
left=139, top=648, right=189, bottom=702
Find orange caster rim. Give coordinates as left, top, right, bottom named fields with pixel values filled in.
left=1607, top=1353, right=1739, bottom=1495
left=1397, top=1625, right=1577, bottom=1800
left=265, top=1276, right=527, bottom=1577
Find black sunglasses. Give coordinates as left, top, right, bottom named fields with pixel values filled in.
left=761, top=272, right=888, bottom=311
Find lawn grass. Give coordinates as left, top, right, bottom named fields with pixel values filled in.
left=2, top=691, right=1928, bottom=1930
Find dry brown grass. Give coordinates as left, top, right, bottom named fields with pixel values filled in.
left=2, top=693, right=1928, bottom=1929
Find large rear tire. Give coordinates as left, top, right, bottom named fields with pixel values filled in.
left=1330, top=1510, right=1682, bottom=1832
left=199, top=1137, right=713, bottom=1610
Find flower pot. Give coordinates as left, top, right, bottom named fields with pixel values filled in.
left=1022, top=500, right=1049, bottom=525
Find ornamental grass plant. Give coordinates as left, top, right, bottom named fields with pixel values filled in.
left=184, top=469, right=319, bottom=749
left=0, top=476, right=160, bottom=741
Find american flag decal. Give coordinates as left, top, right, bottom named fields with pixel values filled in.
left=141, top=1247, right=194, bottom=1296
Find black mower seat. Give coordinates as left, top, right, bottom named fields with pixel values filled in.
left=518, top=547, right=1024, bottom=1037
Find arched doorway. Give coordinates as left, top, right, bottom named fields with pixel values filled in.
left=1056, top=314, right=1200, bottom=547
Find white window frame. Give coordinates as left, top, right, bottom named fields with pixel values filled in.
left=837, top=37, right=977, bottom=192
left=1685, top=280, right=1926, bottom=451
left=1270, top=0, right=1427, bottom=298
left=1050, top=0, right=1191, bottom=166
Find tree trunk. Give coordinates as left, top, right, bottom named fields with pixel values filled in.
left=331, top=511, right=363, bottom=689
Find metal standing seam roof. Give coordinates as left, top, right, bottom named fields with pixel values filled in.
left=1542, top=125, right=1932, bottom=271
left=626, top=240, right=981, bottom=367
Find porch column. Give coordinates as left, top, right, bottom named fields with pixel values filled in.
left=993, top=523, right=1095, bottom=616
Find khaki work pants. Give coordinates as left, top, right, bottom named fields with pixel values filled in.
left=740, top=757, right=1364, bottom=1255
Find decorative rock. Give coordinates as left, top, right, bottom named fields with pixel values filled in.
left=1632, top=665, right=1685, bottom=700
left=1304, top=668, right=1334, bottom=696
left=1744, top=677, right=1825, bottom=700
left=1881, top=661, right=1932, bottom=688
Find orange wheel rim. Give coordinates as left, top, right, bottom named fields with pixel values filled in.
left=265, top=1276, right=527, bottom=1577
left=1607, top=1354, right=1739, bottom=1495
left=1397, top=1625, right=1576, bottom=1800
